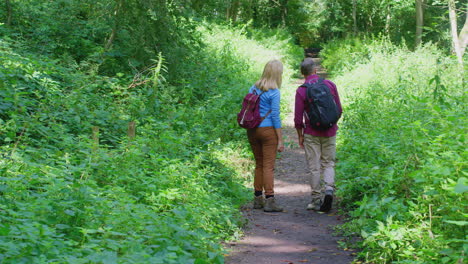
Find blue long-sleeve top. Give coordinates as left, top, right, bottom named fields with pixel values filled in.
left=249, top=85, right=282, bottom=129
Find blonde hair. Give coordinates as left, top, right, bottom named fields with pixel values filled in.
left=255, top=60, right=283, bottom=91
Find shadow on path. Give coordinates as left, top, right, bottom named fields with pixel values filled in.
left=225, top=59, right=354, bottom=264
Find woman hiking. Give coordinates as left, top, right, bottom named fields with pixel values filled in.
left=247, top=59, right=285, bottom=212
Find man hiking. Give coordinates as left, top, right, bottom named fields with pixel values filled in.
left=294, top=58, right=343, bottom=212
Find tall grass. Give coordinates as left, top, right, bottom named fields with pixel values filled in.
left=323, top=39, right=467, bottom=263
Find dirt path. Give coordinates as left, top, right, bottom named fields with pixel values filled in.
left=225, top=59, right=355, bottom=264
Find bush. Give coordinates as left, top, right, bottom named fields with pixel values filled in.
left=0, top=19, right=302, bottom=262
left=327, top=40, right=467, bottom=263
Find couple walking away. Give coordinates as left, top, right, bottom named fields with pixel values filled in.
left=244, top=58, right=342, bottom=213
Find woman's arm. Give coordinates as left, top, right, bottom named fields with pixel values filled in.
left=275, top=128, right=284, bottom=152
left=271, top=89, right=283, bottom=152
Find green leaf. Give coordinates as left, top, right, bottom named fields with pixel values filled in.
left=64, top=209, right=75, bottom=216
left=454, top=177, right=468, bottom=194
left=443, top=220, right=468, bottom=226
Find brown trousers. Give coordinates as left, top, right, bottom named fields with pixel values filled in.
left=247, top=127, right=278, bottom=196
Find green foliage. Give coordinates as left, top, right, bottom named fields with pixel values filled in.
left=3, top=0, right=465, bottom=262
left=326, top=39, right=467, bottom=263
left=0, top=9, right=301, bottom=261
left=320, top=36, right=373, bottom=75
left=0, top=0, right=200, bottom=77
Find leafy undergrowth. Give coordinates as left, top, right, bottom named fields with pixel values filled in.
left=0, top=22, right=302, bottom=263
left=324, top=39, right=467, bottom=263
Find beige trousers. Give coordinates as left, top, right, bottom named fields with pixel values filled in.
left=304, top=134, right=336, bottom=198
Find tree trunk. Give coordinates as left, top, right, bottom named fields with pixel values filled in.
left=385, top=3, right=391, bottom=35
left=252, top=1, right=258, bottom=26
left=92, top=126, right=99, bottom=150
left=448, top=0, right=463, bottom=65
left=459, top=11, right=468, bottom=55
left=105, top=0, right=123, bottom=50
left=230, top=1, right=240, bottom=22
left=415, top=0, right=424, bottom=47
left=5, top=0, right=12, bottom=26
left=281, top=0, right=288, bottom=27
left=105, top=29, right=116, bottom=50
left=127, top=121, right=136, bottom=139
left=226, top=1, right=231, bottom=21
left=352, top=0, right=357, bottom=35
left=191, top=0, right=204, bottom=12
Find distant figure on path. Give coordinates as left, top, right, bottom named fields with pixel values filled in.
left=247, top=60, right=284, bottom=212
left=294, top=58, right=342, bottom=212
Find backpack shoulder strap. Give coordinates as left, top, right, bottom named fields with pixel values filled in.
left=300, top=77, right=324, bottom=87
left=251, top=86, right=266, bottom=96
left=256, top=89, right=270, bottom=120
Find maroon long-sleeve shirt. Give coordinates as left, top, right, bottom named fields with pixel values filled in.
left=294, top=74, right=342, bottom=137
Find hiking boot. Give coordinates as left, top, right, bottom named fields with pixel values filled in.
left=307, top=197, right=322, bottom=211
left=253, top=196, right=264, bottom=209
left=320, top=190, right=334, bottom=212
left=263, top=197, right=283, bottom=212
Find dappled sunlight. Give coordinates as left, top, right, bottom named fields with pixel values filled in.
left=275, top=179, right=310, bottom=194
left=233, top=235, right=322, bottom=253
left=227, top=93, right=354, bottom=263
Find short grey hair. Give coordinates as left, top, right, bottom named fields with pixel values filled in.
left=301, top=58, right=315, bottom=76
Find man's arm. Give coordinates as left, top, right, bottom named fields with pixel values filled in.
left=296, top=128, right=304, bottom=149
left=294, top=88, right=305, bottom=149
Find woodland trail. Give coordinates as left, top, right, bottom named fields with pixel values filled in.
left=225, top=58, right=355, bottom=264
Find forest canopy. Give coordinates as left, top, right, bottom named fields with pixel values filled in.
left=0, top=0, right=466, bottom=263
left=1, top=0, right=466, bottom=76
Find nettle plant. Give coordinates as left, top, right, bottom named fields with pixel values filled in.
left=329, top=41, right=467, bottom=263
left=0, top=15, right=302, bottom=262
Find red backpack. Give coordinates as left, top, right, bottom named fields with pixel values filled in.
left=237, top=89, right=271, bottom=129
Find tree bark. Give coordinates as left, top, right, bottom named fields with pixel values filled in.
left=459, top=11, right=468, bottom=55
left=5, top=0, right=12, bottom=26
left=415, top=0, right=424, bottom=47
left=92, top=126, right=99, bottom=150
left=230, top=1, right=240, bottom=22
left=385, top=3, right=391, bottom=35
left=226, top=1, right=231, bottom=21
left=127, top=121, right=136, bottom=139
left=281, top=0, right=288, bottom=27
left=105, top=0, right=123, bottom=50
left=352, top=0, right=357, bottom=35
left=448, top=0, right=463, bottom=65
left=252, top=0, right=258, bottom=26
left=191, top=0, right=204, bottom=12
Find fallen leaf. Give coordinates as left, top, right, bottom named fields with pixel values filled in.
left=308, top=248, right=318, bottom=252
